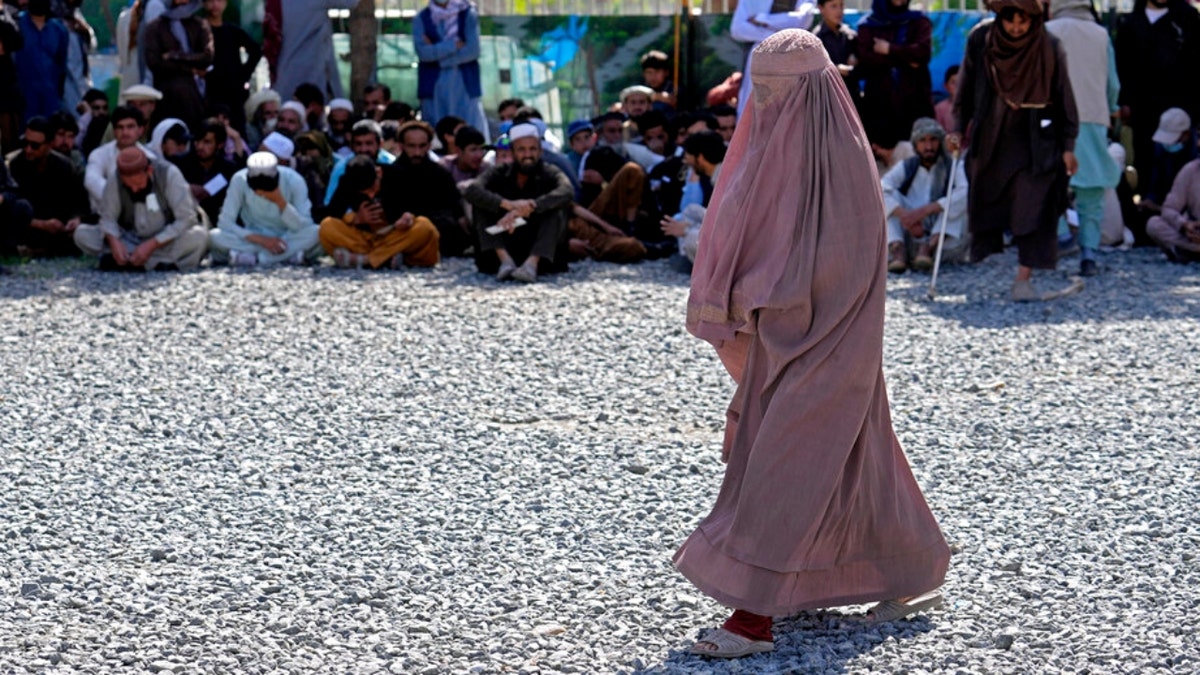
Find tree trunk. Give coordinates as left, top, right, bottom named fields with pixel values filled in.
left=348, top=0, right=377, bottom=111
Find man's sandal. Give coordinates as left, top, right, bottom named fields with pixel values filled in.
left=688, top=628, right=774, bottom=659
left=864, top=590, right=944, bottom=623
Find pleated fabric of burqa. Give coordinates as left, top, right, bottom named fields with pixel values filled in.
left=675, top=29, right=950, bottom=617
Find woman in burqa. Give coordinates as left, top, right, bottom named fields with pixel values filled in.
left=676, top=30, right=950, bottom=659
left=952, top=0, right=1080, bottom=301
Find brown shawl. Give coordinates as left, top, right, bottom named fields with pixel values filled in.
left=986, top=0, right=1055, bottom=109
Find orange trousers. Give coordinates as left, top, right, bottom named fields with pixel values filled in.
left=319, top=215, right=440, bottom=269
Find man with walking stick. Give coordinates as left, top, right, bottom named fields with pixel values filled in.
left=881, top=118, right=968, bottom=274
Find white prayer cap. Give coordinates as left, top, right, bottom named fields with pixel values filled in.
left=620, top=85, right=654, bottom=101
left=260, top=132, right=295, bottom=161
left=246, top=151, right=280, bottom=177
left=508, top=123, right=541, bottom=142
left=122, top=84, right=163, bottom=101
left=280, top=101, right=307, bottom=119
left=328, top=98, right=354, bottom=114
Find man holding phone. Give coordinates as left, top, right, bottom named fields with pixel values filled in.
left=210, top=151, right=321, bottom=266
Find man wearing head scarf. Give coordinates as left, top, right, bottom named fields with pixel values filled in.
left=729, top=0, right=816, bottom=116
left=881, top=117, right=969, bottom=273
left=953, top=0, right=1081, bottom=302
left=676, top=30, right=949, bottom=659
left=414, top=0, right=489, bottom=143
left=1047, top=0, right=1121, bottom=278
left=142, top=0, right=212, bottom=131
left=856, top=0, right=935, bottom=148
left=1114, top=0, right=1200, bottom=194
left=74, top=146, right=208, bottom=271
left=210, top=151, right=320, bottom=266
left=464, top=122, right=573, bottom=282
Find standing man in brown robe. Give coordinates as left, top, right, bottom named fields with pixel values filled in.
left=951, top=0, right=1080, bottom=301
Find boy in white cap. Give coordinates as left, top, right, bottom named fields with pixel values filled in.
left=210, top=151, right=322, bottom=266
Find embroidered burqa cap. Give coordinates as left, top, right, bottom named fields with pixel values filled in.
left=676, top=30, right=949, bottom=616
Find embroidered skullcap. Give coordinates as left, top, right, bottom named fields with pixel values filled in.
left=508, top=123, right=541, bottom=142
left=246, top=151, right=280, bottom=178
left=328, top=98, right=354, bottom=114
left=122, top=84, right=164, bottom=101
left=260, top=132, right=295, bottom=161
left=620, top=85, right=654, bottom=101
left=910, top=117, right=946, bottom=143
left=116, top=146, right=149, bottom=176
left=280, top=101, right=307, bottom=119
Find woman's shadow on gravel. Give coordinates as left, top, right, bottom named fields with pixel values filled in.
left=635, top=611, right=937, bottom=674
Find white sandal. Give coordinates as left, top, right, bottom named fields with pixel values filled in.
left=865, top=590, right=944, bottom=623
left=688, top=627, right=774, bottom=659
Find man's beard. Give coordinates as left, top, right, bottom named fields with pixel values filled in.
left=517, top=159, right=539, bottom=175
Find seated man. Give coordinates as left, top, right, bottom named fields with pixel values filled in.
left=74, top=147, right=208, bottom=271
left=632, top=111, right=671, bottom=158
left=1147, top=157, right=1200, bottom=262
left=564, top=119, right=595, bottom=177
left=319, top=155, right=440, bottom=269
left=380, top=121, right=471, bottom=258
left=211, top=151, right=322, bottom=266
left=0, top=158, right=33, bottom=258
left=47, top=111, right=85, bottom=177
left=464, top=123, right=573, bottom=282
left=324, top=119, right=396, bottom=207
left=660, top=130, right=726, bottom=264
left=590, top=111, right=663, bottom=172
left=5, top=116, right=88, bottom=256
left=440, top=125, right=491, bottom=184
left=881, top=118, right=968, bottom=273
left=175, top=118, right=240, bottom=227
left=85, top=106, right=153, bottom=212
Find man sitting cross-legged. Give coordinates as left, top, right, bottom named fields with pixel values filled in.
left=464, top=123, right=573, bottom=283
left=5, top=116, right=89, bottom=257
left=73, top=147, right=209, bottom=271
left=210, top=151, right=322, bottom=266
left=881, top=117, right=969, bottom=273
left=319, top=155, right=440, bottom=269
left=1147, top=158, right=1200, bottom=263
left=380, top=121, right=473, bottom=258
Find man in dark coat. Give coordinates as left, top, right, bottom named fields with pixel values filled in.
left=143, top=0, right=213, bottom=131
left=1115, top=0, right=1200, bottom=192
left=379, top=120, right=472, bottom=258
left=464, top=123, right=573, bottom=282
left=5, top=115, right=87, bottom=256
left=856, top=0, right=934, bottom=147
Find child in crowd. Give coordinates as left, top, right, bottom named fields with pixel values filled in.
left=641, top=50, right=677, bottom=112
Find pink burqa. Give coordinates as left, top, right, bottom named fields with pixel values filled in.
left=674, top=30, right=950, bottom=617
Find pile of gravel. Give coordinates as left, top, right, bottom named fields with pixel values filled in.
left=0, top=248, right=1196, bottom=674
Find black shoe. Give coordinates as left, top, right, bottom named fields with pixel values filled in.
left=153, top=263, right=179, bottom=272
left=1080, top=259, right=1098, bottom=277
left=642, top=240, right=677, bottom=261
left=98, top=254, right=121, bottom=271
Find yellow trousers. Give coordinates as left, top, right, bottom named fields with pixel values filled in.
left=319, top=215, right=440, bottom=269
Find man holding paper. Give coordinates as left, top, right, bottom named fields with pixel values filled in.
left=464, top=123, right=573, bottom=282
left=176, top=118, right=240, bottom=225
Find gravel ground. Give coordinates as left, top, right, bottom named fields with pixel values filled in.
left=0, top=249, right=1197, bottom=674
